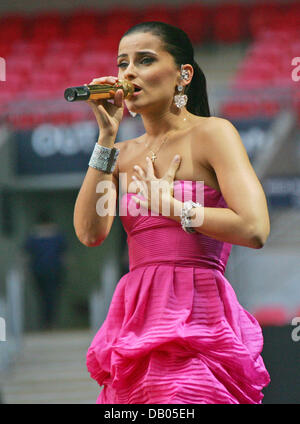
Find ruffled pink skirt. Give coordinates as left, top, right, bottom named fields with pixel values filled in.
left=86, top=265, right=270, bottom=404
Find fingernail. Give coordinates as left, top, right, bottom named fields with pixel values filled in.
left=174, top=155, right=180, bottom=161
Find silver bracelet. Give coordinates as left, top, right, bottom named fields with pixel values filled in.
left=88, top=143, right=120, bottom=174
left=180, top=200, right=202, bottom=233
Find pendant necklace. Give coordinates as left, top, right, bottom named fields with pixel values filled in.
left=146, top=118, right=187, bottom=163
left=147, top=133, right=171, bottom=164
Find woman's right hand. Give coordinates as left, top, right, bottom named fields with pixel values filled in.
left=85, top=76, right=124, bottom=145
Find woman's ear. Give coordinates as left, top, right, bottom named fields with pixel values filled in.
left=180, top=64, right=194, bottom=87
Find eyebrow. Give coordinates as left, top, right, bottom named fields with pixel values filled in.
left=117, top=50, right=158, bottom=59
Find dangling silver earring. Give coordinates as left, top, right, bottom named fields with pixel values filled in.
left=174, top=84, right=188, bottom=108
left=174, top=65, right=189, bottom=109
left=129, top=110, right=137, bottom=117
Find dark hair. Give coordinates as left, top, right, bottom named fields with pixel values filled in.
left=121, top=21, right=210, bottom=117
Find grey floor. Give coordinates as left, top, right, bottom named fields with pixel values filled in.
left=1, top=329, right=101, bottom=404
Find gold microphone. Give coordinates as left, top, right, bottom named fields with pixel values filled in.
left=64, top=79, right=134, bottom=102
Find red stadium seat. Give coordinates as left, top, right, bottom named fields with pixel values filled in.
left=233, top=67, right=274, bottom=89
left=0, top=86, right=19, bottom=105
left=231, top=26, right=298, bottom=92
left=283, top=2, right=300, bottom=32
left=80, top=50, right=112, bottom=65
left=176, top=3, right=210, bottom=44
left=68, top=57, right=117, bottom=83
left=248, top=2, right=284, bottom=39
left=101, top=7, right=139, bottom=40
left=212, top=3, right=245, bottom=43
left=4, top=71, right=28, bottom=89
left=26, top=12, right=64, bottom=41
left=138, top=5, right=176, bottom=25
left=8, top=39, right=48, bottom=59
left=40, top=52, right=77, bottom=74
left=6, top=54, right=36, bottom=78
left=220, top=100, right=258, bottom=119
left=65, top=10, right=102, bottom=41
left=68, top=68, right=109, bottom=87
left=85, top=35, right=120, bottom=54
left=47, top=39, right=85, bottom=56
left=0, top=14, right=25, bottom=43
left=0, top=43, right=12, bottom=59
left=220, top=96, right=280, bottom=119
left=252, top=306, right=288, bottom=326
left=21, top=79, right=64, bottom=102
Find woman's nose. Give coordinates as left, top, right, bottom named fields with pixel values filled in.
left=123, top=64, right=137, bottom=79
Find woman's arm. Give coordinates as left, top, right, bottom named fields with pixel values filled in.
left=169, top=118, right=270, bottom=249
left=73, top=76, right=125, bottom=247
left=73, top=137, right=121, bottom=247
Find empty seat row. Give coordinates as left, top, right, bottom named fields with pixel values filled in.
left=221, top=25, right=299, bottom=120
left=1, top=2, right=299, bottom=45
left=231, top=29, right=299, bottom=90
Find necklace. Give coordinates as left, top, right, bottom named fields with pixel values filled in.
left=145, top=118, right=188, bottom=163
left=146, top=133, right=171, bottom=164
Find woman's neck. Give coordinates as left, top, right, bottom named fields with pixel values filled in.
left=140, top=107, right=192, bottom=139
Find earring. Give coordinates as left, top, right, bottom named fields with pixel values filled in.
left=174, top=87, right=188, bottom=108
left=181, top=66, right=189, bottom=81
left=174, top=65, right=189, bottom=108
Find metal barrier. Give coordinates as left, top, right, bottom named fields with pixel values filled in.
left=0, top=267, right=24, bottom=374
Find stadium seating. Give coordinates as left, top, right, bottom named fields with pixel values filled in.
left=212, top=3, right=246, bottom=43
left=0, top=14, right=25, bottom=43
left=0, top=2, right=299, bottom=126
left=252, top=306, right=289, bottom=326
left=221, top=23, right=298, bottom=119
left=138, top=5, right=176, bottom=26
left=26, top=12, right=64, bottom=41
left=176, top=4, right=210, bottom=44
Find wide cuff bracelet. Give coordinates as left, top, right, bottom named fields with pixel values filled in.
left=88, top=143, right=120, bottom=174
left=180, top=200, right=202, bottom=233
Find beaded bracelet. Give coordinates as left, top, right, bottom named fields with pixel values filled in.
left=180, top=200, right=202, bottom=233
left=88, top=143, right=120, bottom=174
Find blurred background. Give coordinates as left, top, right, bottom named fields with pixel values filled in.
left=0, top=0, right=299, bottom=404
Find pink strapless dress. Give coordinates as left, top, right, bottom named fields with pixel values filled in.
left=86, top=180, right=270, bottom=404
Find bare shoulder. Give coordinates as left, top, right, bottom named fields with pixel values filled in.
left=114, top=135, right=143, bottom=152
left=190, top=116, right=237, bottom=145
left=193, top=116, right=248, bottom=165
left=195, top=116, right=270, bottom=245
left=194, top=116, right=237, bottom=137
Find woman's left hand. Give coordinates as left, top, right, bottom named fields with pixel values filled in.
left=130, top=154, right=181, bottom=216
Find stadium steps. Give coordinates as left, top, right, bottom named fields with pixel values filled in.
left=195, top=42, right=249, bottom=87
left=1, top=329, right=101, bottom=404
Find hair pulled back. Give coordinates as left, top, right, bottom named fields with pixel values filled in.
left=121, top=21, right=211, bottom=117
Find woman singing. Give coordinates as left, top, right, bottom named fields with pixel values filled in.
left=73, top=21, right=271, bottom=404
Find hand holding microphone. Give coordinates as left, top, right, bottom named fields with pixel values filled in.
left=64, top=77, right=134, bottom=102
left=75, top=76, right=128, bottom=146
